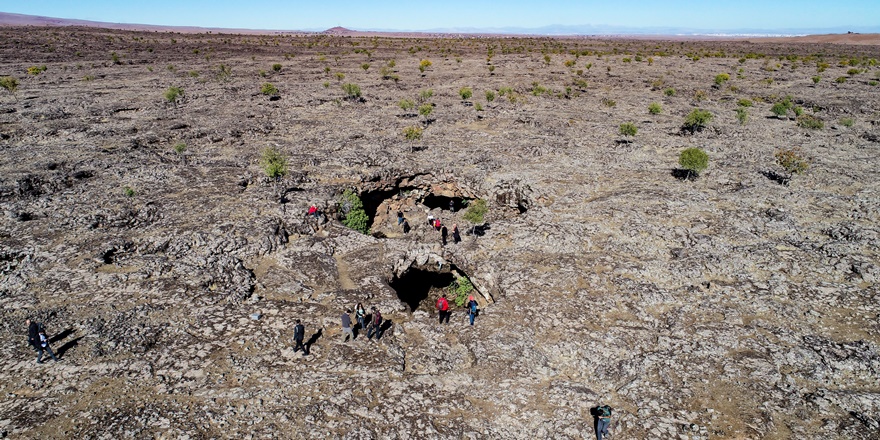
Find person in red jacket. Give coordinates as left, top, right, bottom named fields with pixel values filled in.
left=436, top=293, right=450, bottom=324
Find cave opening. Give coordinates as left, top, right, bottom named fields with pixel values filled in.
left=389, top=267, right=456, bottom=312
left=422, top=194, right=469, bottom=212
left=359, top=186, right=417, bottom=229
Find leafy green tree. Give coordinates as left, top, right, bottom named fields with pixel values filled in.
left=682, top=109, right=713, bottom=133
left=339, top=189, right=369, bottom=234
left=261, top=147, right=288, bottom=179
left=449, top=276, right=475, bottom=307
left=463, top=199, right=488, bottom=225
left=619, top=122, right=637, bottom=138
left=459, top=87, right=473, bottom=101
left=678, top=147, right=709, bottom=179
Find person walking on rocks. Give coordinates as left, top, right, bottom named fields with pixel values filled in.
left=36, top=328, right=59, bottom=364
left=436, top=293, right=450, bottom=325
left=594, top=404, right=613, bottom=440
left=426, top=211, right=434, bottom=227
left=402, top=219, right=410, bottom=234
left=340, top=310, right=354, bottom=342
left=466, top=295, right=478, bottom=326
left=293, top=319, right=306, bottom=354
left=26, top=319, right=40, bottom=352
left=367, top=307, right=383, bottom=341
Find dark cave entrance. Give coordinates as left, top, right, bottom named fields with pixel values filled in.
left=359, top=186, right=416, bottom=229
left=389, top=267, right=456, bottom=312
left=422, top=194, right=469, bottom=212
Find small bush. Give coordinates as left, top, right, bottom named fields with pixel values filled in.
left=450, top=276, right=475, bottom=307
left=27, top=65, right=47, bottom=76
left=361, top=63, right=370, bottom=71
left=418, top=89, right=434, bottom=103
left=398, top=98, right=415, bottom=112
left=601, top=98, right=616, bottom=108
left=694, top=90, right=708, bottom=101
left=485, top=90, right=495, bottom=102
left=840, top=117, right=854, bottom=127
left=682, top=109, right=713, bottom=132
left=812, top=75, right=821, bottom=84
left=870, top=81, right=879, bottom=86
left=796, top=114, right=824, bottom=129
left=714, top=73, right=730, bottom=85
left=164, top=86, right=184, bottom=104
left=173, top=142, right=187, bottom=154
left=459, top=87, right=473, bottom=100
left=736, top=108, right=748, bottom=125
left=419, top=59, right=432, bottom=73
left=463, top=199, right=488, bottom=224
left=474, top=102, right=484, bottom=111
left=272, top=63, right=282, bottom=72
left=793, top=106, right=804, bottom=117
left=648, top=102, right=662, bottom=114
left=619, top=122, right=637, bottom=137
left=775, top=147, right=810, bottom=180
left=403, top=125, right=423, bottom=142
left=339, top=189, right=369, bottom=234
left=261, top=147, right=288, bottom=179
left=664, top=87, right=676, bottom=96
left=847, top=68, right=862, bottom=75
left=0, top=76, right=18, bottom=94
left=771, top=102, right=790, bottom=118
left=418, top=103, right=433, bottom=121
left=488, top=65, right=495, bottom=74
left=342, top=83, right=361, bottom=100
left=678, top=148, right=709, bottom=178
left=335, top=72, right=345, bottom=81
left=834, top=76, right=847, bottom=83
left=261, top=82, right=279, bottom=96
left=737, top=98, right=753, bottom=107
left=123, top=186, right=136, bottom=197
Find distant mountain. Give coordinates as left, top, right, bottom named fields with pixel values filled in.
left=0, top=11, right=309, bottom=34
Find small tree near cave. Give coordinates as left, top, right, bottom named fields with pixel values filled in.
left=403, top=126, right=423, bottom=152
left=339, top=189, right=369, bottom=234
left=463, top=199, right=488, bottom=235
left=449, top=276, right=475, bottom=307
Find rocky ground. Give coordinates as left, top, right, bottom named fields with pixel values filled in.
left=0, top=26, right=879, bottom=439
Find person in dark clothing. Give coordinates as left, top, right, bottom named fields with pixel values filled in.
left=367, top=307, right=383, bottom=341
left=37, top=329, right=58, bottom=363
left=466, top=295, right=478, bottom=326
left=436, top=294, right=450, bottom=324
left=441, top=226, right=448, bottom=246
left=402, top=219, right=410, bottom=234
left=449, top=199, right=455, bottom=212
left=397, top=211, right=404, bottom=226
left=293, top=319, right=306, bottom=354
left=26, top=319, right=39, bottom=351
left=452, top=224, right=461, bottom=243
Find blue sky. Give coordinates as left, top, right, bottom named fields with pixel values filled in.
left=1, top=0, right=878, bottom=33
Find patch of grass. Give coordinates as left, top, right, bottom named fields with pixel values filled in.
left=648, top=102, right=662, bottom=115
left=812, top=75, right=821, bottom=84
left=601, top=98, right=616, bottom=108
left=839, top=117, right=854, bottom=127
left=737, top=99, right=753, bottom=107
left=664, top=87, right=676, bottom=96
left=164, top=86, right=183, bottom=104
left=834, top=76, right=847, bottom=84
left=173, top=142, right=187, bottom=154
left=796, top=114, right=824, bottom=130
left=342, top=83, right=361, bottom=100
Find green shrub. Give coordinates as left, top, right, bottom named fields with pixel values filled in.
left=682, top=109, right=713, bottom=132
left=111, top=52, right=121, bottom=65
left=0, top=76, right=18, bottom=95
left=736, top=108, right=748, bottom=125
left=870, top=81, right=879, bottom=86
left=694, top=90, right=707, bottom=101
left=840, top=117, right=854, bottom=127
left=361, top=63, right=370, bottom=71
left=339, top=189, right=369, bottom=234
left=474, top=102, right=484, bottom=111
left=449, top=276, right=475, bottom=307
left=418, top=89, right=434, bottom=103
left=774, top=147, right=810, bottom=180
left=488, top=65, right=496, bottom=74
left=459, top=87, right=473, bottom=100
left=678, top=147, right=709, bottom=178
left=847, top=68, right=862, bottom=75
left=714, top=73, right=730, bottom=85
left=272, top=63, right=282, bottom=72
left=123, top=186, right=136, bottom=197
left=419, top=59, right=432, bottom=73
left=164, top=86, right=184, bottom=104
left=463, top=199, right=488, bottom=224
left=737, top=98, right=753, bottom=107
left=664, top=87, right=676, bottom=96
left=217, top=64, right=232, bottom=82
left=418, top=103, right=433, bottom=121
left=403, top=125, right=422, bottom=142
left=793, top=106, right=804, bottom=117
left=619, top=122, right=637, bottom=137
left=601, top=98, right=616, bottom=107
left=812, top=75, right=821, bottom=84
left=261, top=147, right=288, bottom=179
left=835, top=76, right=847, bottom=83
left=648, top=102, right=662, bottom=114
left=485, top=90, right=495, bottom=102
left=261, top=82, right=279, bottom=96
left=342, top=83, right=361, bottom=99
left=173, top=142, right=187, bottom=154
left=398, top=98, right=415, bottom=112
left=335, top=72, right=345, bottom=81
left=27, top=65, right=47, bottom=76
left=796, top=114, right=824, bottom=129
left=771, top=102, right=790, bottom=118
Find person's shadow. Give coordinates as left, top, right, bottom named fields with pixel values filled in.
left=303, top=328, right=322, bottom=355
left=50, top=328, right=82, bottom=358
left=589, top=407, right=600, bottom=436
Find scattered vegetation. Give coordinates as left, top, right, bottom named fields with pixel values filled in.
left=774, top=147, right=810, bottom=183
left=682, top=109, right=713, bottom=133
left=619, top=122, right=638, bottom=138
left=648, top=102, right=662, bottom=115
left=261, top=147, right=288, bottom=179
left=261, top=82, right=279, bottom=96
left=339, top=189, right=369, bottom=234
left=164, top=86, right=184, bottom=105
left=796, top=114, right=824, bottom=130
left=342, top=83, right=362, bottom=100
left=678, top=147, right=709, bottom=179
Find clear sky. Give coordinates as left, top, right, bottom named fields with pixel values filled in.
left=1, top=0, right=878, bottom=33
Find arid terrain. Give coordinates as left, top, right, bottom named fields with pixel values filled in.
left=1, top=25, right=879, bottom=439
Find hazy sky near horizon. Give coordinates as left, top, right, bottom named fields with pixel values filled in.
left=1, top=0, right=878, bottom=32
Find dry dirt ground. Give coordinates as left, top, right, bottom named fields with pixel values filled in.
left=1, top=27, right=879, bottom=439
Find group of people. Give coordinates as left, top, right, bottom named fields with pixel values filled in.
left=435, top=293, right=479, bottom=326
left=339, top=303, right=385, bottom=343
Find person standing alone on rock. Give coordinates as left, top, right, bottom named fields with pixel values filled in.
left=293, top=319, right=306, bottom=354
left=340, top=310, right=354, bottom=342
left=466, top=295, right=478, bottom=326
left=436, top=293, right=450, bottom=325
left=594, top=404, right=613, bottom=440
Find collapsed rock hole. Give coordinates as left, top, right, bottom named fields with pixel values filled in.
left=421, top=194, right=468, bottom=212
left=389, top=263, right=479, bottom=312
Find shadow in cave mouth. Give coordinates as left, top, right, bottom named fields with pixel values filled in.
left=389, top=267, right=455, bottom=312
left=422, top=194, right=468, bottom=212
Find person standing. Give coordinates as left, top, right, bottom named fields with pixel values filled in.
left=397, top=211, right=404, bottom=226
left=402, top=219, right=411, bottom=234
left=466, top=295, right=478, bottom=326
left=37, top=329, right=58, bottom=363
left=449, top=199, right=455, bottom=212
left=436, top=294, right=450, bottom=325
left=367, top=307, right=383, bottom=341
left=440, top=226, right=448, bottom=246
left=426, top=211, right=434, bottom=227
left=595, top=404, right=613, bottom=440
left=355, top=303, right=367, bottom=333
left=293, top=319, right=306, bottom=354
left=452, top=224, right=461, bottom=243
left=26, top=319, right=39, bottom=352
left=340, top=310, right=354, bottom=342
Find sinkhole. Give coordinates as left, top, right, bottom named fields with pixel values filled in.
left=389, top=265, right=471, bottom=312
